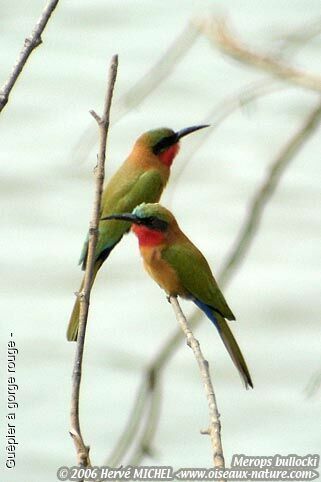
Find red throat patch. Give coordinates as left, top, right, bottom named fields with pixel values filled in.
left=158, top=143, right=180, bottom=167
left=132, top=224, right=165, bottom=247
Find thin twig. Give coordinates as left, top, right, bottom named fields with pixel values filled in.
left=169, top=296, right=225, bottom=469
left=197, top=17, right=321, bottom=93
left=220, top=99, right=321, bottom=286
left=105, top=365, right=163, bottom=468
left=129, top=381, right=162, bottom=466
left=170, top=78, right=286, bottom=198
left=110, top=98, right=321, bottom=464
left=274, top=17, right=321, bottom=57
left=107, top=369, right=154, bottom=467
left=0, top=0, right=60, bottom=114
left=107, top=378, right=148, bottom=466
left=151, top=98, right=321, bottom=373
left=113, top=21, right=199, bottom=119
left=71, top=21, right=199, bottom=164
left=305, top=367, right=321, bottom=398
left=105, top=16, right=321, bottom=464
left=70, top=55, right=118, bottom=467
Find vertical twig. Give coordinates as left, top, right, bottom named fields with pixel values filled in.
left=126, top=99, right=321, bottom=464
left=105, top=98, right=321, bottom=472
left=105, top=17, right=321, bottom=466
left=169, top=296, right=225, bottom=469
left=0, top=0, right=60, bottom=114
left=69, top=54, right=118, bottom=467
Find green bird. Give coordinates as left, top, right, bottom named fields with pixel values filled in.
left=103, top=203, right=253, bottom=388
left=67, top=125, right=208, bottom=341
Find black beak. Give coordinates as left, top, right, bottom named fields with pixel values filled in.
left=153, top=124, right=209, bottom=154
left=101, top=213, right=143, bottom=225
left=175, top=124, right=209, bottom=141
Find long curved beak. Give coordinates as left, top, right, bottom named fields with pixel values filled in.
left=101, top=213, right=142, bottom=225
left=175, top=124, right=209, bottom=140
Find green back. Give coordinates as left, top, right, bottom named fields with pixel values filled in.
left=162, top=242, right=235, bottom=320
left=80, top=168, right=165, bottom=266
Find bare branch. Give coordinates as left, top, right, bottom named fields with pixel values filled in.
left=109, top=98, right=321, bottom=464
left=305, top=367, right=321, bottom=398
left=154, top=100, right=321, bottom=374
left=70, top=54, right=118, bottom=467
left=129, top=380, right=161, bottom=466
left=105, top=16, right=321, bottom=465
left=196, top=17, right=321, bottom=93
left=220, top=99, right=321, bottom=286
left=70, top=21, right=199, bottom=163
left=169, top=296, right=225, bottom=469
left=107, top=375, right=150, bottom=466
left=170, top=78, right=286, bottom=197
left=274, top=17, right=321, bottom=57
left=0, top=0, right=60, bottom=114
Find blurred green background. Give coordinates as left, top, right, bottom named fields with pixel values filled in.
left=1, top=1, right=320, bottom=481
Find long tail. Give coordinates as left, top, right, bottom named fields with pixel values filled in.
left=66, top=260, right=103, bottom=341
left=67, top=282, right=83, bottom=341
left=67, top=240, right=120, bottom=341
left=193, top=299, right=253, bottom=389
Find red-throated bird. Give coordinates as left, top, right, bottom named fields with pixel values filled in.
left=67, top=125, right=208, bottom=341
left=103, top=203, right=253, bottom=388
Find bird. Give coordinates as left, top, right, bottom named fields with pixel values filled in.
left=102, top=203, right=253, bottom=388
left=67, top=125, right=209, bottom=341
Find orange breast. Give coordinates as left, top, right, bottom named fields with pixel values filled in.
left=140, top=245, right=184, bottom=296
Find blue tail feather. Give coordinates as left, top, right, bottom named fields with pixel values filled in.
left=193, top=298, right=220, bottom=331
left=193, top=297, right=253, bottom=389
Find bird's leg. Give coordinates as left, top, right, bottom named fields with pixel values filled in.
left=166, top=294, right=177, bottom=304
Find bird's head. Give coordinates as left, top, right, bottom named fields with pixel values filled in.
left=135, top=125, right=209, bottom=167
left=101, top=203, right=175, bottom=246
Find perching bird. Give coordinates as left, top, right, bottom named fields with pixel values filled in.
left=67, top=125, right=208, bottom=341
left=102, top=203, right=253, bottom=388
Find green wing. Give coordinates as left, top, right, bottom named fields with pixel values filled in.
left=79, top=169, right=164, bottom=266
left=162, top=242, right=235, bottom=320
left=105, top=168, right=164, bottom=214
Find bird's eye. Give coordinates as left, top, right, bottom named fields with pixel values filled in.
left=151, top=217, right=161, bottom=227
left=145, top=216, right=168, bottom=231
left=153, top=134, right=177, bottom=154
left=146, top=216, right=157, bottom=227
